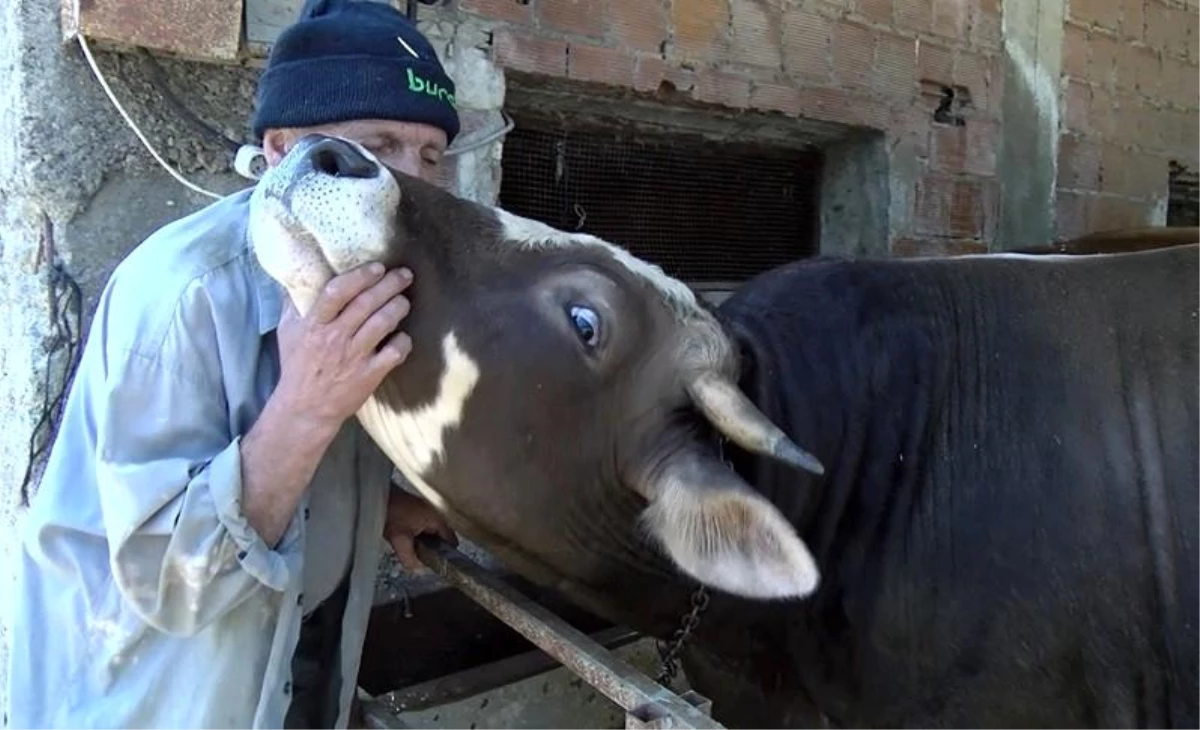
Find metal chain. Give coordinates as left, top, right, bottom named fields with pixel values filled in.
left=652, top=435, right=726, bottom=686
left=657, top=437, right=729, bottom=686
left=654, top=584, right=710, bottom=686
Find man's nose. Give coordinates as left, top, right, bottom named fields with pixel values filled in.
left=388, top=149, right=425, bottom=179
left=299, top=135, right=379, bottom=179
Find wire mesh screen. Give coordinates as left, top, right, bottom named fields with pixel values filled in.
left=1168, top=161, right=1199, bottom=227
left=498, top=125, right=823, bottom=284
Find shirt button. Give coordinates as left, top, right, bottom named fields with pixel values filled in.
left=304, top=508, right=310, bottom=520
left=297, top=593, right=304, bottom=605
left=283, top=682, right=291, bottom=695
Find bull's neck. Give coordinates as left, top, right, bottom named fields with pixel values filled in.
left=562, top=500, right=721, bottom=641
left=520, top=262, right=960, bottom=668
left=691, top=262, right=956, bottom=647
left=796, top=272, right=963, bottom=583
left=545, top=430, right=811, bottom=649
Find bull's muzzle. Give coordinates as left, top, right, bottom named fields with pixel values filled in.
left=294, top=134, right=381, bottom=181
left=247, top=133, right=401, bottom=316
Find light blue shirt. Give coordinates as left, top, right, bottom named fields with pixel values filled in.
left=5, top=188, right=395, bottom=728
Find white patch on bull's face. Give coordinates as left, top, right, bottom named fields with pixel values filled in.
left=248, top=137, right=400, bottom=314
left=640, top=470, right=820, bottom=600
left=355, top=330, right=481, bottom=509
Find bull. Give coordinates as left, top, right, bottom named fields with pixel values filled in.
left=248, top=134, right=1200, bottom=728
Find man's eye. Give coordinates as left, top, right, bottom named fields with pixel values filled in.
left=364, top=141, right=394, bottom=156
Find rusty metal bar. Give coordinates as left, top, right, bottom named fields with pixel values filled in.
left=372, top=625, right=640, bottom=713
left=412, top=538, right=725, bottom=729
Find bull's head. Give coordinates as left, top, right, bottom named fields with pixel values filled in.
left=248, top=135, right=824, bottom=601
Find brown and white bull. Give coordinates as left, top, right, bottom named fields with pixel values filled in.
left=248, top=134, right=1200, bottom=728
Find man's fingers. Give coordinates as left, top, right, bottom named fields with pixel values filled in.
left=390, top=538, right=427, bottom=574
left=309, top=262, right=386, bottom=324
left=436, top=522, right=459, bottom=547
left=370, top=330, right=413, bottom=374
left=341, top=268, right=413, bottom=334
left=352, top=293, right=411, bottom=355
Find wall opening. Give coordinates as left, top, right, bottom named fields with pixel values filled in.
left=497, top=77, right=890, bottom=303
left=1167, top=160, right=1199, bottom=227
left=498, top=118, right=823, bottom=295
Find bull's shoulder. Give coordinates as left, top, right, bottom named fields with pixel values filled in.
left=718, top=255, right=940, bottom=325
left=717, top=255, right=943, bottom=406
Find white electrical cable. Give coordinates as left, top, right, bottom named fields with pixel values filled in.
left=76, top=34, right=223, bottom=200
left=445, top=110, right=515, bottom=157
left=80, top=31, right=513, bottom=189
left=233, top=111, right=516, bottom=181
left=234, top=144, right=269, bottom=180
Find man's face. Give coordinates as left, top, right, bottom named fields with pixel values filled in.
left=262, top=118, right=449, bottom=183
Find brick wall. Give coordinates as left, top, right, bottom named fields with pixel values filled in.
left=460, top=0, right=1004, bottom=255
left=1056, top=0, right=1199, bottom=238
left=451, top=0, right=1196, bottom=254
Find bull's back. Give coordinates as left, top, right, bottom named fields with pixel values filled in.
left=901, top=246, right=1198, bottom=727
left=719, top=246, right=1199, bottom=727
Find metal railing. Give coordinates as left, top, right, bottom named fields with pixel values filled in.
left=358, top=538, right=724, bottom=730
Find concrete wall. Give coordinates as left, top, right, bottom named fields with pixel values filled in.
left=2, top=0, right=1197, bottom=715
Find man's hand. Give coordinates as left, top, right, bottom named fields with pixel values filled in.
left=384, top=487, right=458, bottom=572
left=274, top=263, right=414, bottom=434
left=239, top=263, right=414, bottom=547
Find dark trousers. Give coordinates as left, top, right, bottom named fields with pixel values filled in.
left=284, top=575, right=350, bottom=729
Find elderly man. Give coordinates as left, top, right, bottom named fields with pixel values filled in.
left=5, top=0, right=460, bottom=727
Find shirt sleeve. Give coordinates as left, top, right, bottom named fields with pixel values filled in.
left=89, top=280, right=303, bottom=637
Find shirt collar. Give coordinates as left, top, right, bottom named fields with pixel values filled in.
left=252, top=257, right=284, bottom=334
left=220, top=186, right=285, bottom=335
left=244, top=225, right=284, bottom=335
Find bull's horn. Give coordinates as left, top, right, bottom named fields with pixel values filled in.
left=686, top=372, right=825, bottom=476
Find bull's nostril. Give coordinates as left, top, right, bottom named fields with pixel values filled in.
left=305, top=137, right=379, bottom=180
left=312, top=149, right=340, bottom=176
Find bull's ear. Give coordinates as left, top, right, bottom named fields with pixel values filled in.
left=636, top=449, right=819, bottom=600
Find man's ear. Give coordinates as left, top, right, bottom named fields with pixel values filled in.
left=261, top=128, right=293, bottom=167
left=633, top=447, right=819, bottom=600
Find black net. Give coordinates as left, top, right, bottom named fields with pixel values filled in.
left=1168, top=160, right=1199, bottom=227
left=498, top=124, right=823, bottom=284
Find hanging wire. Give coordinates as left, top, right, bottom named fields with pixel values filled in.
left=76, top=34, right=223, bottom=199
left=20, top=217, right=83, bottom=507
left=78, top=28, right=514, bottom=186
left=136, top=47, right=242, bottom=154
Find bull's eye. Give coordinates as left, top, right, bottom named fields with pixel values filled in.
left=568, top=305, right=601, bottom=348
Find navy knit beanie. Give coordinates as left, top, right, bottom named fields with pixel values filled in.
left=251, top=0, right=460, bottom=143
